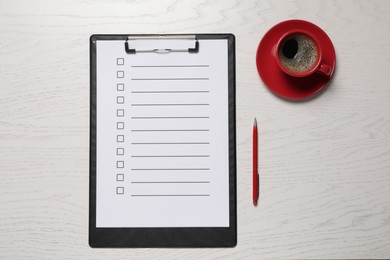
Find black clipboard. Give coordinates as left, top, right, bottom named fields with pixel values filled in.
left=89, top=34, right=236, bottom=248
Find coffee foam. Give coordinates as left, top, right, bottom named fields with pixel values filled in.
left=279, top=34, right=318, bottom=73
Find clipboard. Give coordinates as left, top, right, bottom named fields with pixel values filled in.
left=89, top=34, right=236, bottom=247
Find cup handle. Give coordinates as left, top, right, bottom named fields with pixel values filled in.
left=316, top=63, right=332, bottom=77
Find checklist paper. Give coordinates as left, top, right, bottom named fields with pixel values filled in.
left=96, top=39, right=229, bottom=227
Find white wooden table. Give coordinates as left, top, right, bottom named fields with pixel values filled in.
left=1, top=0, right=389, bottom=259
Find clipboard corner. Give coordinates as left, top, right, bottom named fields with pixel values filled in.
left=225, top=33, right=236, bottom=42
left=90, top=34, right=99, bottom=44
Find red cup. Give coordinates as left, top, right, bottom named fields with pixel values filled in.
left=275, top=29, right=332, bottom=78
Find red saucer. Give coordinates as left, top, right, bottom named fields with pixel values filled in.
left=256, top=20, right=336, bottom=100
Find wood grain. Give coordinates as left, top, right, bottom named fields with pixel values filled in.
left=1, top=0, right=389, bottom=259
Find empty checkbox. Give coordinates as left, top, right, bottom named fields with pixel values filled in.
left=117, top=109, right=124, bottom=117
left=117, top=135, right=124, bottom=142
left=117, top=96, right=124, bottom=104
left=117, top=122, right=124, bottom=129
left=117, top=161, right=124, bottom=168
left=117, top=148, right=124, bottom=155
left=117, top=58, right=124, bottom=65
left=116, top=174, right=124, bottom=181
left=116, top=122, right=125, bottom=130
left=117, top=71, right=124, bottom=78
left=117, top=83, right=124, bottom=91
left=116, top=186, right=124, bottom=194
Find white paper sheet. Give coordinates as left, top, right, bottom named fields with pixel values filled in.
left=96, top=39, right=229, bottom=227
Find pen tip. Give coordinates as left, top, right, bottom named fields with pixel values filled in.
left=253, top=201, right=257, bottom=206
left=254, top=118, right=257, bottom=126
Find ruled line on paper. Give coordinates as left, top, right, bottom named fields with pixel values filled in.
left=131, top=91, right=210, bottom=94
left=131, top=181, right=210, bottom=184
left=131, top=155, right=210, bottom=158
left=131, top=85, right=210, bottom=88
left=131, top=194, right=210, bottom=197
left=131, top=116, right=209, bottom=119
left=131, top=103, right=209, bottom=106
left=131, top=65, right=209, bottom=68
left=131, top=142, right=210, bottom=145
left=131, top=78, right=209, bottom=81
left=131, top=168, right=210, bottom=171
left=131, top=129, right=210, bottom=132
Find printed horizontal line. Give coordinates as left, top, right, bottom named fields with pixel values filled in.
left=131, top=168, right=210, bottom=171
left=131, top=65, right=209, bottom=68
left=131, top=103, right=209, bottom=106
left=131, top=78, right=209, bottom=81
left=131, top=142, right=210, bottom=145
left=131, top=117, right=209, bottom=119
left=131, top=91, right=210, bottom=93
left=131, top=129, right=209, bottom=132
left=131, top=194, right=210, bottom=197
left=131, top=181, right=210, bottom=184
left=131, top=155, right=210, bottom=158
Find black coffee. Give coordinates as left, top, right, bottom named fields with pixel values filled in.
left=282, top=38, right=299, bottom=59
left=278, top=34, right=318, bottom=73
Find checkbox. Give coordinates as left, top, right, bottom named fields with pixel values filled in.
left=117, top=83, right=124, bottom=91
left=117, top=135, right=124, bottom=142
left=117, top=71, right=124, bottom=78
left=117, top=122, right=124, bottom=129
left=117, top=58, right=124, bottom=65
left=116, top=186, right=124, bottom=194
left=117, top=148, right=124, bottom=155
left=117, top=109, right=124, bottom=117
left=116, top=174, right=124, bottom=181
left=117, top=96, right=124, bottom=104
left=117, top=161, right=124, bottom=168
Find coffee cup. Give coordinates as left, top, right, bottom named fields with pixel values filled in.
left=275, top=29, right=332, bottom=77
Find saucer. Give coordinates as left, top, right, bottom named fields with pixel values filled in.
left=256, top=20, right=336, bottom=100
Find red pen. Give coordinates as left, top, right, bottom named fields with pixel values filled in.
left=253, top=118, right=259, bottom=206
